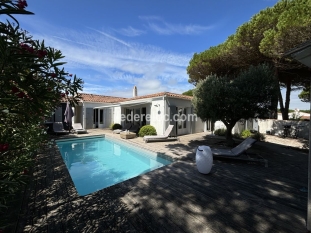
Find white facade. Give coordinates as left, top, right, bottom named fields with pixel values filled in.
left=93, top=95, right=205, bottom=136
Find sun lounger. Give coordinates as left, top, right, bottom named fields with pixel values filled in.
left=143, top=125, right=178, bottom=143
left=211, top=137, right=268, bottom=167
left=53, top=122, right=68, bottom=135
left=72, top=123, right=88, bottom=134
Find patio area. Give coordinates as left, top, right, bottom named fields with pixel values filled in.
left=17, top=129, right=308, bottom=232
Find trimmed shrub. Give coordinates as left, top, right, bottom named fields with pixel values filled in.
left=240, top=129, right=252, bottom=139
left=214, top=128, right=227, bottom=136
left=111, top=123, right=122, bottom=130
left=233, top=133, right=242, bottom=139
left=251, top=132, right=265, bottom=141
left=139, top=125, right=157, bottom=137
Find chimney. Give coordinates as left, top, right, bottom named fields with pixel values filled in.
left=133, top=85, right=137, bottom=97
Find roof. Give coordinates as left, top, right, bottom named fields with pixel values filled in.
left=79, top=93, right=127, bottom=103
left=300, top=115, right=310, bottom=121
left=284, top=39, right=311, bottom=57
left=122, top=92, right=193, bottom=102
left=78, top=92, right=192, bottom=103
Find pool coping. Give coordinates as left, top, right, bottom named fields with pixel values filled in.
left=54, top=134, right=175, bottom=163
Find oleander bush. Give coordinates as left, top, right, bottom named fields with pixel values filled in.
left=214, top=128, right=227, bottom=136
left=138, top=125, right=157, bottom=137
left=111, top=123, right=122, bottom=130
left=0, top=1, right=83, bottom=230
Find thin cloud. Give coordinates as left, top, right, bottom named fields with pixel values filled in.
left=87, top=27, right=132, bottom=47
left=52, top=36, right=96, bottom=48
left=29, top=24, right=193, bottom=97
left=116, top=26, right=145, bottom=37
left=140, top=16, right=213, bottom=35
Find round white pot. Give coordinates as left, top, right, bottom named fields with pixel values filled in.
left=196, top=146, right=213, bottom=174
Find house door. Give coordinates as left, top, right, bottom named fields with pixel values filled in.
left=104, top=108, right=113, bottom=128
left=169, top=106, right=177, bottom=137
left=142, top=107, right=147, bottom=126
left=85, top=108, right=93, bottom=129
left=54, top=106, right=63, bottom=122
left=177, top=107, right=188, bottom=135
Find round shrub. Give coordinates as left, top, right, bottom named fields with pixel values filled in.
left=214, top=128, right=227, bottom=136
left=139, top=125, right=157, bottom=137
left=233, top=133, right=241, bottom=139
left=240, top=129, right=252, bottom=139
left=251, top=132, right=265, bottom=141
left=111, top=123, right=122, bottom=130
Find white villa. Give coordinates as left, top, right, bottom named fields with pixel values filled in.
left=50, top=86, right=207, bottom=136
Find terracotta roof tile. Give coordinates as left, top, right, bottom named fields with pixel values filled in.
left=79, top=93, right=127, bottom=103
left=120, top=92, right=193, bottom=102
left=70, top=92, right=192, bottom=104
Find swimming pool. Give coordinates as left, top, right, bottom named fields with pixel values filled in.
left=56, top=136, right=172, bottom=196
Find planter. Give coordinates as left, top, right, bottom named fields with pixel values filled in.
left=196, top=146, right=213, bottom=174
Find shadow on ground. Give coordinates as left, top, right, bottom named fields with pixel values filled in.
left=17, top=134, right=308, bottom=233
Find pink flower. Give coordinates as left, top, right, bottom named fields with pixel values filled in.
left=69, top=74, right=72, bottom=77
left=37, top=50, right=47, bottom=58
left=17, top=0, right=28, bottom=9
left=61, top=93, right=65, bottom=98
left=11, top=86, right=19, bottom=94
left=17, top=92, right=27, bottom=98
left=50, top=73, right=56, bottom=78
left=0, top=143, right=9, bottom=152
left=11, top=86, right=27, bottom=98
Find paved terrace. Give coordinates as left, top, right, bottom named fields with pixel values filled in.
left=17, top=129, right=308, bottom=232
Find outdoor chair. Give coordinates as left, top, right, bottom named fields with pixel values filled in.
left=53, top=122, right=68, bottom=135
left=113, top=123, right=132, bottom=134
left=72, top=123, right=88, bottom=134
left=143, top=125, right=179, bottom=143
left=210, top=137, right=268, bottom=167
left=129, top=124, right=140, bottom=134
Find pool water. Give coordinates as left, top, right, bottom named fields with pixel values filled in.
left=56, top=136, right=172, bottom=196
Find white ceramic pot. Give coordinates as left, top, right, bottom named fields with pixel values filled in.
left=196, top=146, right=213, bottom=174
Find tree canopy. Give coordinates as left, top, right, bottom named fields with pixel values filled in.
left=187, top=0, right=311, bottom=120
left=182, top=89, right=193, bottom=96
left=192, top=64, right=278, bottom=145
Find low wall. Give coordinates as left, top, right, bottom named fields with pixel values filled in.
left=257, top=119, right=309, bottom=139
left=214, top=119, right=309, bottom=139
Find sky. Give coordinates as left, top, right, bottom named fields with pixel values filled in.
left=15, top=0, right=310, bottom=110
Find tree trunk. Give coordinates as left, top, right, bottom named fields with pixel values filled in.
left=270, top=67, right=279, bottom=119
left=283, top=78, right=292, bottom=120
left=224, top=123, right=235, bottom=147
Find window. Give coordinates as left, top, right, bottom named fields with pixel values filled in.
left=178, top=108, right=187, bottom=129
left=99, top=109, right=103, bottom=124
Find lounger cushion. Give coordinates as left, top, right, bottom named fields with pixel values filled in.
left=73, top=123, right=88, bottom=134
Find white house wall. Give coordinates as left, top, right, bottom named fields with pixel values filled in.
left=150, top=99, right=165, bottom=135
left=82, top=102, right=108, bottom=129
left=74, top=106, right=83, bottom=125
left=193, top=117, right=205, bottom=133
left=166, top=98, right=194, bottom=135
left=113, top=106, right=122, bottom=125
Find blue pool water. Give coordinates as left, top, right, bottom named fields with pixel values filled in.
left=56, top=136, right=172, bottom=196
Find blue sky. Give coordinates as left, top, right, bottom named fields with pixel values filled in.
left=17, top=0, right=309, bottom=110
